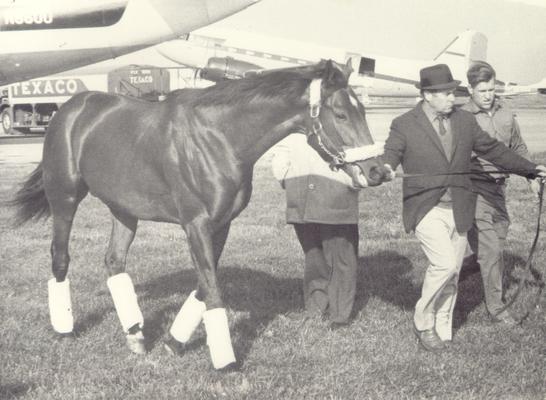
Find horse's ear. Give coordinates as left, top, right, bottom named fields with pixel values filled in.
left=321, top=59, right=348, bottom=89
left=345, top=59, right=354, bottom=75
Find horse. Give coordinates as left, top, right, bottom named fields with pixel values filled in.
left=10, top=59, right=391, bottom=370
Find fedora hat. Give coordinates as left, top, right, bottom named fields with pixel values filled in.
left=416, top=64, right=460, bottom=90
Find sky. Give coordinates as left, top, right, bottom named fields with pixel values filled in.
left=215, top=0, right=546, bottom=85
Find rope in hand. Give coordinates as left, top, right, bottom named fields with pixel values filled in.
left=392, top=167, right=545, bottom=324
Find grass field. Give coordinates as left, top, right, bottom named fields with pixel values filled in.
left=1, top=155, right=545, bottom=400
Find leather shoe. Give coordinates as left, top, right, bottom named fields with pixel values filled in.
left=413, top=323, right=445, bottom=353
left=329, top=321, right=350, bottom=331
left=491, top=310, right=518, bottom=326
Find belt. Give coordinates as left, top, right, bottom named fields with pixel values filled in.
left=472, top=176, right=506, bottom=185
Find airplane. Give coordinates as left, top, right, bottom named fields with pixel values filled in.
left=0, top=0, right=261, bottom=86
left=142, top=26, right=488, bottom=102
left=496, top=77, right=546, bottom=97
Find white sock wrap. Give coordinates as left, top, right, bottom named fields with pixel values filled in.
left=169, top=290, right=206, bottom=343
left=48, top=278, right=74, bottom=334
left=203, top=308, right=236, bottom=369
left=106, top=273, right=144, bottom=333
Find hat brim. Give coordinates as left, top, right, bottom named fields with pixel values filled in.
left=415, top=80, right=461, bottom=90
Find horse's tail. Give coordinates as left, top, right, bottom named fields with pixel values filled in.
left=8, top=163, right=51, bottom=226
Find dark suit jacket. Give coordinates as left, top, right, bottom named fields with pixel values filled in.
left=382, top=101, right=536, bottom=233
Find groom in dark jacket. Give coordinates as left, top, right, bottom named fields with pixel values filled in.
left=382, top=64, right=546, bottom=352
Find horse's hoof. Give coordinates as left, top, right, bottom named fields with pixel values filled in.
left=126, top=331, right=146, bottom=354
left=163, top=336, right=186, bottom=356
left=214, top=361, right=241, bottom=373
left=55, top=331, right=76, bottom=341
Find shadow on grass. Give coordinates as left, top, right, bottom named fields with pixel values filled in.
left=135, top=266, right=302, bottom=365
left=133, top=251, right=420, bottom=365
left=0, top=382, right=34, bottom=399
left=73, top=306, right=113, bottom=337
left=455, top=250, right=530, bottom=328
left=355, top=250, right=419, bottom=314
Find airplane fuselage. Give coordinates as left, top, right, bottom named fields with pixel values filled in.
left=0, top=0, right=260, bottom=85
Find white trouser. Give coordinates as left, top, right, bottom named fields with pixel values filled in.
left=414, top=206, right=468, bottom=341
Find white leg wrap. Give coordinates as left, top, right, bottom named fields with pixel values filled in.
left=169, top=290, right=206, bottom=343
left=203, top=308, right=236, bottom=369
left=107, top=273, right=144, bottom=333
left=48, top=278, right=74, bottom=334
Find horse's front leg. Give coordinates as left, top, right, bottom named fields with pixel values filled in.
left=180, top=217, right=235, bottom=369
left=103, top=211, right=145, bottom=354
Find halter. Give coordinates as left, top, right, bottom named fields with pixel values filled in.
left=307, top=79, right=384, bottom=168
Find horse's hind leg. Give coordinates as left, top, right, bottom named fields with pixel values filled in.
left=47, top=186, right=88, bottom=336
left=103, top=211, right=146, bottom=354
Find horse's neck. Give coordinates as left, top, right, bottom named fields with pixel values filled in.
left=226, top=103, right=307, bottom=164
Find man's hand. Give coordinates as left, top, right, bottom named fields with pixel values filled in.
left=528, top=178, right=541, bottom=197
left=384, top=164, right=396, bottom=181
left=535, top=165, right=546, bottom=183
left=528, top=165, right=546, bottom=198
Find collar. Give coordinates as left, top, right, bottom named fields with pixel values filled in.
left=421, top=101, right=449, bottom=124
left=465, top=97, right=502, bottom=115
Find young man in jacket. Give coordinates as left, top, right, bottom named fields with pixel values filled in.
left=461, top=61, right=537, bottom=325
left=381, top=64, right=546, bottom=352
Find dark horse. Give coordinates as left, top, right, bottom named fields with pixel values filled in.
left=11, top=60, right=390, bottom=369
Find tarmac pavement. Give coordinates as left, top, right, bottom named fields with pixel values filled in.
left=0, top=107, right=544, bottom=166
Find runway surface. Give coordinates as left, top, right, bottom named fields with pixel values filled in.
left=1, top=108, right=545, bottom=165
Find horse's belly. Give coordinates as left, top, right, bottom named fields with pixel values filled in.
left=80, top=157, right=178, bottom=222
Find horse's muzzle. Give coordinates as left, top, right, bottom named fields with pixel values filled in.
left=345, top=158, right=393, bottom=188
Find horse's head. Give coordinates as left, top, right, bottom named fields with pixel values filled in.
left=303, top=60, right=392, bottom=188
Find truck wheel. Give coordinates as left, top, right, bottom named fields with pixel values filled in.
left=1, top=109, right=13, bottom=135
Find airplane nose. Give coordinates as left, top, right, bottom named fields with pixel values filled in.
left=204, top=0, right=261, bottom=23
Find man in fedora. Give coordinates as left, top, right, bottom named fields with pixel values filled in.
left=381, top=64, right=546, bottom=352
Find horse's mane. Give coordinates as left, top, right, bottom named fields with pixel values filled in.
left=167, top=63, right=328, bottom=108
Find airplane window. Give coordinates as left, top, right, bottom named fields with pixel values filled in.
left=359, top=57, right=376, bottom=76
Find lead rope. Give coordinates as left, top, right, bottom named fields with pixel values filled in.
left=494, top=180, right=544, bottom=324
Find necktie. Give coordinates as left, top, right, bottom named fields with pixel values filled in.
left=437, top=115, right=446, bottom=136
left=436, top=114, right=451, bottom=160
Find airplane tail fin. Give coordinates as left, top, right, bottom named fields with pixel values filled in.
left=434, top=30, right=488, bottom=83
left=532, top=77, right=546, bottom=92
left=533, top=78, right=546, bottom=94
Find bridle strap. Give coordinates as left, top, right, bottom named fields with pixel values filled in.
left=309, top=79, right=321, bottom=118
left=305, top=79, right=387, bottom=168
left=307, top=79, right=347, bottom=167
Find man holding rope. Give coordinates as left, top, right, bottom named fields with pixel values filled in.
left=381, top=64, right=546, bottom=353
left=460, top=61, right=539, bottom=325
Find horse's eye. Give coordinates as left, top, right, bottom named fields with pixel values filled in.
left=335, top=112, right=347, bottom=121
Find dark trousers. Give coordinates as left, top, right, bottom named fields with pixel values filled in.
left=293, top=223, right=359, bottom=323
left=467, top=191, right=510, bottom=316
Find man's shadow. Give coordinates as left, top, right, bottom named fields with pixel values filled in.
left=455, top=250, right=535, bottom=327
left=354, top=250, right=419, bottom=315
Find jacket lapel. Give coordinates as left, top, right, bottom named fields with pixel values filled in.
left=413, top=104, right=448, bottom=160
left=448, top=110, right=460, bottom=162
